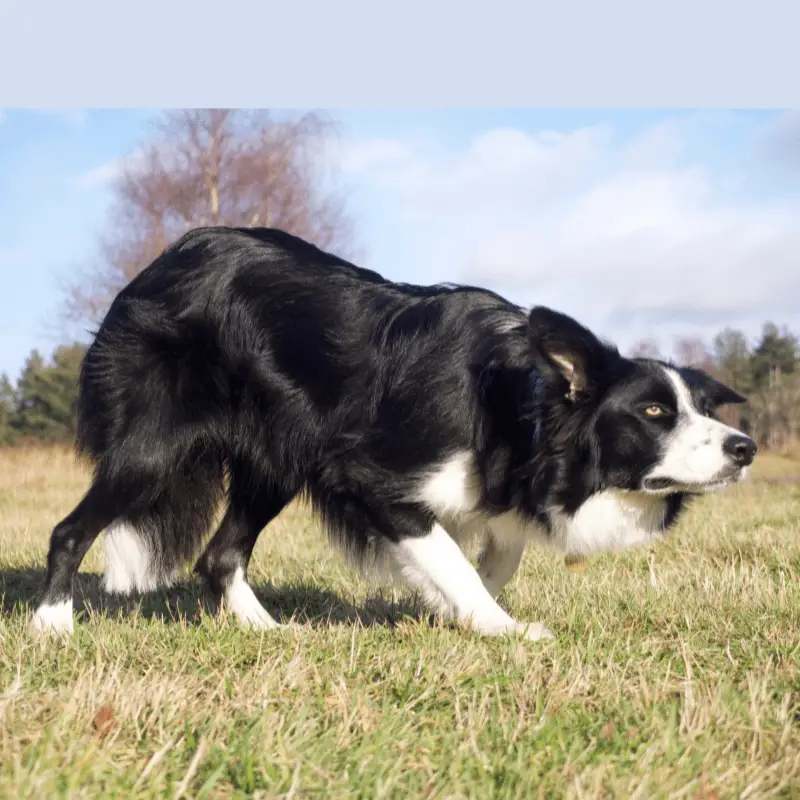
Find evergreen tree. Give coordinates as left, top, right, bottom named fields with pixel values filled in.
left=751, top=322, right=799, bottom=387
left=0, top=373, right=17, bottom=445
left=9, top=345, right=85, bottom=442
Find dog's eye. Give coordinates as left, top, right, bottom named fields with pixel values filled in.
left=644, top=404, right=666, bottom=417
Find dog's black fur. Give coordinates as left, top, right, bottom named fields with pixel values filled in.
left=36, top=226, right=750, bottom=625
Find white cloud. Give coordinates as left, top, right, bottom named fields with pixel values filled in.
left=73, top=158, right=125, bottom=188
left=346, top=119, right=800, bottom=352
left=619, top=120, right=685, bottom=169
left=72, top=149, right=147, bottom=189
left=467, top=168, right=799, bottom=317
left=366, top=126, right=609, bottom=218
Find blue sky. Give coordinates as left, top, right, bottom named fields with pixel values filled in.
left=0, top=108, right=799, bottom=378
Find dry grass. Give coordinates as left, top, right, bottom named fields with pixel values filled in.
left=1, top=446, right=800, bottom=798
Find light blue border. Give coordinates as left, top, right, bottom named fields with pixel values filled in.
left=1, top=0, right=799, bottom=107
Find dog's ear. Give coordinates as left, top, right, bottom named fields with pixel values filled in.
left=681, top=367, right=748, bottom=406
left=528, top=306, right=613, bottom=401
left=708, top=381, right=747, bottom=406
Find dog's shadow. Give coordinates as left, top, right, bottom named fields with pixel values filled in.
left=0, top=567, right=430, bottom=630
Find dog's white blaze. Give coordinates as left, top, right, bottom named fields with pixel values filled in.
left=31, top=599, right=73, bottom=636
left=387, top=523, right=552, bottom=640
left=225, top=567, right=280, bottom=630
left=647, top=367, right=743, bottom=486
left=104, top=522, right=159, bottom=594
left=552, top=491, right=667, bottom=556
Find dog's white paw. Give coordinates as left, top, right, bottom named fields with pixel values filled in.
left=231, top=604, right=282, bottom=631
left=224, top=569, right=281, bottom=630
left=469, top=614, right=554, bottom=641
left=513, top=621, right=555, bottom=641
left=31, top=601, right=74, bottom=637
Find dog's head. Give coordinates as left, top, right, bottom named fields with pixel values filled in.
left=527, top=306, right=756, bottom=496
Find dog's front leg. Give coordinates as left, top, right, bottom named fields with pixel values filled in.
left=387, top=524, right=552, bottom=641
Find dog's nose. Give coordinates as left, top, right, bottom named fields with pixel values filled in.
left=723, top=434, right=757, bottom=467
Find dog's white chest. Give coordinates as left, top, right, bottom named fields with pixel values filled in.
left=549, top=490, right=667, bottom=556
left=415, top=453, right=669, bottom=559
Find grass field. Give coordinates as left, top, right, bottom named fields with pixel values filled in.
left=1, top=446, right=800, bottom=798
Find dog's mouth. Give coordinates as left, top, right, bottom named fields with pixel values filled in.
left=642, top=469, right=746, bottom=495
left=642, top=477, right=682, bottom=492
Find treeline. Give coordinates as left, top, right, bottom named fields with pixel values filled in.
left=0, top=345, right=86, bottom=445
left=1, top=320, right=797, bottom=449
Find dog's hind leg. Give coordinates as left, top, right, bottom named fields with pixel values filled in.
left=195, top=459, right=296, bottom=630
left=477, top=534, right=526, bottom=599
left=99, top=448, right=225, bottom=598
left=32, top=479, right=119, bottom=636
left=103, top=519, right=164, bottom=594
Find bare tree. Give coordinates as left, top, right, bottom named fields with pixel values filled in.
left=67, top=109, right=357, bottom=325
left=748, top=367, right=800, bottom=450
left=673, top=337, right=714, bottom=370
left=629, top=338, right=662, bottom=359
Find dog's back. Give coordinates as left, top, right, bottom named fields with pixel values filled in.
left=79, top=225, right=519, bottom=472
left=78, top=227, right=385, bottom=462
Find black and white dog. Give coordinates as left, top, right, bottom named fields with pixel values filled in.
left=32, top=227, right=756, bottom=640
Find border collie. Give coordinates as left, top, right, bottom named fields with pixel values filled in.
left=32, top=227, right=756, bottom=639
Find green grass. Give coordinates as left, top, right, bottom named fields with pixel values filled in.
left=2, top=446, right=800, bottom=798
